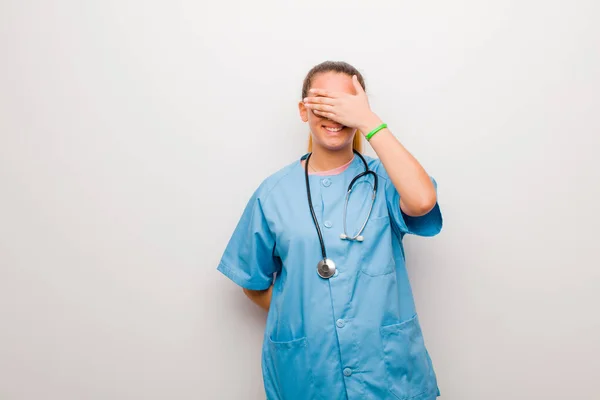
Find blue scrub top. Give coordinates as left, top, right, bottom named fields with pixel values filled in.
left=217, top=154, right=443, bottom=400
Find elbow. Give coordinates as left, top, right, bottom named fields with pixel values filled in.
left=412, top=202, right=436, bottom=217
left=421, top=194, right=437, bottom=214
left=402, top=195, right=437, bottom=217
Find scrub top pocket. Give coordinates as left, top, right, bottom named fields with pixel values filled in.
left=380, top=315, right=437, bottom=400
left=267, top=335, right=316, bottom=399
left=357, top=215, right=396, bottom=276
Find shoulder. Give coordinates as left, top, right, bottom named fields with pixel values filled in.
left=363, top=153, right=438, bottom=189
left=251, top=156, right=302, bottom=204
left=363, top=155, right=392, bottom=182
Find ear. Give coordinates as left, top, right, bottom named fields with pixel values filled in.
left=298, top=101, right=309, bottom=122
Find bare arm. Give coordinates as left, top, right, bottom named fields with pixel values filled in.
left=243, top=286, right=273, bottom=312
left=358, top=116, right=437, bottom=217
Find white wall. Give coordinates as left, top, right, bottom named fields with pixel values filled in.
left=1, top=1, right=599, bottom=399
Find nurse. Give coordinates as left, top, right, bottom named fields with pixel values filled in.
left=217, top=61, right=443, bottom=400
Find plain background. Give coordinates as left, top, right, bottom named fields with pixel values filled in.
left=1, top=0, right=599, bottom=399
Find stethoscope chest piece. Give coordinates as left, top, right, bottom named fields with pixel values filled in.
left=317, top=258, right=336, bottom=279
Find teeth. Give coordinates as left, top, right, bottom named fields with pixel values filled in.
left=325, top=126, right=343, bottom=132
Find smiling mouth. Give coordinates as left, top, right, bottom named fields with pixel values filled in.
left=323, top=125, right=345, bottom=132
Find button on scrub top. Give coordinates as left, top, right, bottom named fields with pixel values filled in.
left=217, top=154, right=443, bottom=400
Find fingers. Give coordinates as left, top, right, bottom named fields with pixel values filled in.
left=313, top=110, right=336, bottom=119
left=303, top=96, right=335, bottom=105
left=304, top=103, right=334, bottom=113
left=303, top=94, right=336, bottom=114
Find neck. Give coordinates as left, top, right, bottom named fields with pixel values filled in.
left=308, top=144, right=355, bottom=172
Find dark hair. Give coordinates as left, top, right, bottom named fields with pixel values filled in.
left=301, top=61, right=366, bottom=99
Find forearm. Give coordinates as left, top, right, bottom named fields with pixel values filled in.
left=358, top=115, right=437, bottom=217
left=243, top=286, right=273, bottom=311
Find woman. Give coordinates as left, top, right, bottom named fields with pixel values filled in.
left=217, top=61, right=443, bottom=399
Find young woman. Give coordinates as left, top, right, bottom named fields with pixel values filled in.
left=217, top=61, right=443, bottom=400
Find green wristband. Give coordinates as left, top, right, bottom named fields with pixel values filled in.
left=365, top=123, right=387, bottom=141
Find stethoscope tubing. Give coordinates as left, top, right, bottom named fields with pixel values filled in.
left=304, top=149, right=378, bottom=266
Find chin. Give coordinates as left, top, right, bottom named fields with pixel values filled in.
left=314, top=136, right=352, bottom=151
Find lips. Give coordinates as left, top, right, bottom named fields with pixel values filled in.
left=323, top=125, right=345, bottom=132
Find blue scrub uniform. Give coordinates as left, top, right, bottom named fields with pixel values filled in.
left=217, top=154, right=443, bottom=400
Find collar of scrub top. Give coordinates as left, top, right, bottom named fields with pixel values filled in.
left=303, top=150, right=378, bottom=279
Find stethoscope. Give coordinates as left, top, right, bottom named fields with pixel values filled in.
left=304, top=149, right=378, bottom=279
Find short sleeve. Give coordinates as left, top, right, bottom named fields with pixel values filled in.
left=217, top=190, right=279, bottom=290
left=373, top=160, right=443, bottom=237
